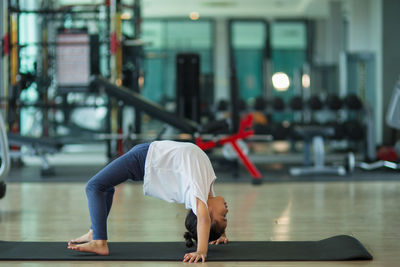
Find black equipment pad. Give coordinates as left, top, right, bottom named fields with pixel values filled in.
left=0, top=235, right=372, bottom=261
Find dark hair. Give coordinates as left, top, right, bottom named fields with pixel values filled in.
left=184, top=210, right=225, bottom=248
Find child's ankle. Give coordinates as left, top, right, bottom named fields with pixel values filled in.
left=93, top=240, right=107, bottom=245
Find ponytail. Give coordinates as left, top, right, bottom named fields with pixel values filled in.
left=184, top=231, right=195, bottom=248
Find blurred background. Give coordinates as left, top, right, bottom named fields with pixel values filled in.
left=0, top=0, right=399, bottom=181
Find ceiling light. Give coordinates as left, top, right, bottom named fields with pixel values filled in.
left=272, top=72, right=290, bottom=91
left=121, top=12, right=131, bottom=20
left=189, top=11, right=200, bottom=20
left=302, top=74, right=310, bottom=88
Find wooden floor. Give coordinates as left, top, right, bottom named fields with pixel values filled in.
left=1, top=179, right=399, bottom=266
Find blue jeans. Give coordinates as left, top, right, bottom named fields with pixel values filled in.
left=85, top=142, right=150, bottom=240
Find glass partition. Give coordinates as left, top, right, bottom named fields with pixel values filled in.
left=139, top=19, right=214, bottom=105
left=230, top=20, right=267, bottom=102
left=271, top=21, right=308, bottom=100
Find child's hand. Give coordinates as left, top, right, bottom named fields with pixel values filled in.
left=209, top=234, right=228, bottom=245
left=183, top=251, right=207, bottom=263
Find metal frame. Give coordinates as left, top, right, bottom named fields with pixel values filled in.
left=196, top=113, right=262, bottom=182
left=0, top=114, right=10, bottom=181
left=0, top=0, right=3, bottom=99
left=386, top=81, right=400, bottom=130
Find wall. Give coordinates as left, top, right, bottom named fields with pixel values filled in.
left=214, top=19, right=230, bottom=102
left=347, top=0, right=400, bottom=144
left=347, top=0, right=383, bottom=144
left=314, top=1, right=344, bottom=65
left=0, top=1, right=5, bottom=104
left=382, top=0, right=400, bottom=143
left=0, top=0, right=10, bottom=123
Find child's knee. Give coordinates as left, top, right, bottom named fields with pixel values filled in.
left=105, top=187, right=115, bottom=194
left=85, top=179, right=106, bottom=194
left=85, top=180, right=96, bottom=194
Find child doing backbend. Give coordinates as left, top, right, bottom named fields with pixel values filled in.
left=67, top=140, right=229, bottom=263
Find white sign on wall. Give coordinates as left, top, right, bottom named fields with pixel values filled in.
left=56, top=32, right=90, bottom=86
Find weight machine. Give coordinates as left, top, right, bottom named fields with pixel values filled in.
left=196, top=113, right=262, bottom=183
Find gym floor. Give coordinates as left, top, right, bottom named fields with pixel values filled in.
left=1, top=146, right=399, bottom=266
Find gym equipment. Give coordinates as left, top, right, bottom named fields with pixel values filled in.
left=0, top=114, right=10, bottom=199
left=331, top=122, right=346, bottom=140
left=196, top=114, right=262, bottom=183
left=221, top=139, right=249, bottom=161
left=176, top=53, right=201, bottom=123
left=0, top=235, right=372, bottom=261
left=17, top=72, right=36, bottom=90
left=344, top=120, right=364, bottom=140
left=308, top=95, right=323, bottom=110
left=289, top=125, right=347, bottom=176
left=345, top=151, right=356, bottom=173
left=357, top=159, right=398, bottom=171
left=216, top=99, right=229, bottom=112
left=229, top=61, right=241, bottom=133
left=91, top=76, right=199, bottom=134
left=326, top=94, right=343, bottom=110
left=386, top=81, right=400, bottom=130
left=376, top=146, right=399, bottom=162
left=341, top=52, right=376, bottom=112
left=343, top=94, right=363, bottom=110
left=5, top=3, right=113, bottom=135
left=289, top=96, right=303, bottom=111
left=199, top=119, right=229, bottom=135
left=91, top=76, right=262, bottom=181
left=271, top=122, right=291, bottom=140
left=7, top=133, right=63, bottom=176
left=348, top=81, right=400, bottom=172
left=272, top=97, right=285, bottom=111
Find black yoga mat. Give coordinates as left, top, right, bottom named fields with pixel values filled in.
left=0, top=235, right=372, bottom=261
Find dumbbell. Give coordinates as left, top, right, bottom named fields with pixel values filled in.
left=308, top=95, right=323, bottom=110
left=216, top=99, right=229, bottom=111
left=289, top=96, right=303, bottom=110
left=344, top=94, right=363, bottom=110
left=345, top=152, right=356, bottom=174
left=272, top=97, right=285, bottom=111
left=254, top=96, right=266, bottom=111
left=326, top=94, right=343, bottom=110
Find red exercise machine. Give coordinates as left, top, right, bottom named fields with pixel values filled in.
left=195, top=114, right=262, bottom=184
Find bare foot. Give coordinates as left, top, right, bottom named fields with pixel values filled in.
left=67, top=240, right=109, bottom=255
left=69, top=229, right=93, bottom=245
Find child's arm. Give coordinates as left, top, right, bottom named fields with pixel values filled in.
left=183, top=198, right=210, bottom=263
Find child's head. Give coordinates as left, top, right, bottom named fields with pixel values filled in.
left=183, top=196, right=228, bottom=247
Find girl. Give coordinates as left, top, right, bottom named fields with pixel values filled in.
left=67, top=140, right=229, bottom=263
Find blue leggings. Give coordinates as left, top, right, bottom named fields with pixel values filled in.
left=85, top=142, right=150, bottom=240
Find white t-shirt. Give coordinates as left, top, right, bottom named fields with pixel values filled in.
left=143, top=141, right=216, bottom=215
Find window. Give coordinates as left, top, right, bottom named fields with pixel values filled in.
left=140, top=19, right=214, bottom=105
left=230, top=20, right=267, bottom=101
